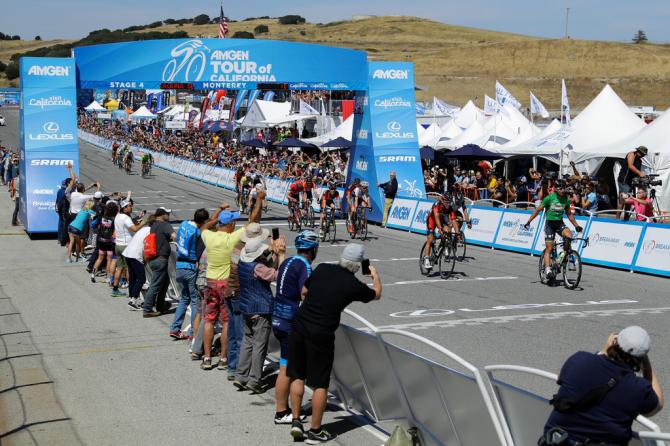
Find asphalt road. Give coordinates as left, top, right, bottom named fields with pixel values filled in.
left=3, top=108, right=670, bottom=442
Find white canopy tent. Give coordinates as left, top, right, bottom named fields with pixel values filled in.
left=418, top=122, right=442, bottom=148
left=453, top=100, right=486, bottom=129
left=84, top=100, right=106, bottom=112
left=129, top=106, right=157, bottom=120
left=240, top=100, right=292, bottom=129
left=437, top=120, right=486, bottom=150
left=303, top=115, right=354, bottom=146
left=494, top=119, right=562, bottom=156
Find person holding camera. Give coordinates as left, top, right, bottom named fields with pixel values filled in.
left=540, top=326, right=663, bottom=446
left=624, top=188, right=654, bottom=222
left=617, top=146, right=647, bottom=219
left=287, top=243, right=381, bottom=444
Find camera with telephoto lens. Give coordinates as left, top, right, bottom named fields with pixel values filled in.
left=632, top=174, right=662, bottom=188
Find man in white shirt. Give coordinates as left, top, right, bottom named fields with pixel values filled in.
left=111, top=199, right=146, bottom=297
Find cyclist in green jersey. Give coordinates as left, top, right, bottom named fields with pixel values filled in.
left=524, top=179, right=583, bottom=278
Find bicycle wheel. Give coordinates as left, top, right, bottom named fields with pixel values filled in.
left=455, top=233, right=467, bottom=261
left=308, top=207, right=315, bottom=228
left=538, top=253, right=547, bottom=284
left=439, top=240, right=456, bottom=279
left=419, top=242, right=432, bottom=276
left=562, top=251, right=583, bottom=289
left=319, top=221, right=327, bottom=241
left=348, top=216, right=356, bottom=239
left=329, top=218, right=337, bottom=243
left=287, top=209, right=295, bottom=232
left=360, top=217, right=368, bottom=241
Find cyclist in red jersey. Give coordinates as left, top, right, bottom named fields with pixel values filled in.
left=345, top=178, right=361, bottom=227
left=303, top=175, right=316, bottom=209
left=319, top=182, right=340, bottom=230
left=288, top=179, right=306, bottom=216
left=423, top=195, right=453, bottom=271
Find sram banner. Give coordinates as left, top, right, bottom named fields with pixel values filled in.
left=634, top=224, right=670, bottom=276
left=463, top=206, right=505, bottom=246
left=386, top=198, right=418, bottom=230
left=580, top=220, right=645, bottom=269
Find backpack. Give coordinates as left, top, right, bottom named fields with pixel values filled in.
left=97, top=218, right=115, bottom=243
left=143, top=233, right=158, bottom=262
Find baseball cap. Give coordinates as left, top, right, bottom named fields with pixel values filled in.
left=93, top=191, right=103, bottom=199
left=120, top=200, right=131, bottom=208
left=617, top=326, right=650, bottom=358
left=218, top=210, right=240, bottom=225
left=154, top=207, right=170, bottom=218
left=157, top=206, right=172, bottom=214
left=636, top=146, right=648, bottom=156
left=341, top=243, right=365, bottom=263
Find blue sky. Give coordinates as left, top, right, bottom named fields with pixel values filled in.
left=1, top=0, right=669, bottom=42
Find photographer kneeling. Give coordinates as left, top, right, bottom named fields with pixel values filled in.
left=540, top=326, right=663, bottom=446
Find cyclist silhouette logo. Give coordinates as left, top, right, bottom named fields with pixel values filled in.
left=162, top=40, right=211, bottom=82
left=402, top=179, right=423, bottom=198
left=643, top=240, right=656, bottom=254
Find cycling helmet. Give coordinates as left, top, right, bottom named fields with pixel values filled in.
left=360, top=181, right=369, bottom=187
left=295, top=230, right=320, bottom=251
left=353, top=178, right=361, bottom=185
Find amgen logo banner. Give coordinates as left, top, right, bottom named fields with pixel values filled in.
left=386, top=199, right=418, bottom=230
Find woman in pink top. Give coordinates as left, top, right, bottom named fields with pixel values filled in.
left=625, top=189, right=654, bottom=221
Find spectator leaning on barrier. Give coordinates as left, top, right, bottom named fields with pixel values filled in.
left=169, top=208, right=209, bottom=340
left=288, top=243, right=382, bottom=444
left=112, top=197, right=145, bottom=297
left=233, top=230, right=286, bottom=394
left=540, top=326, right=663, bottom=446
left=272, top=230, right=319, bottom=425
left=624, top=188, right=654, bottom=222
left=143, top=207, right=175, bottom=317
left=378, top=171, right=398, bottom=228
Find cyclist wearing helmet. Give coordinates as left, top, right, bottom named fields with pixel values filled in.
left=423, top=194, right=453, bottom=270
left=354, top=181, right=371, bottom=210
left=240, top=173, right=253, bottom=208
left=448, top=186, right=472, bottom=241
left=345, top=178, right=361, bottom=224
left=272, top=230, right=319, bottom=424
left=525, top=179, right=583, bottom=279
left=303, top=175, right=316, bottom=208
left=288, top=178, right=307, bottom=217
left=319, top=182, right=340, bottom=231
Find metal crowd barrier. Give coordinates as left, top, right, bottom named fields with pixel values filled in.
left=485, top=365, right=662, bottom=446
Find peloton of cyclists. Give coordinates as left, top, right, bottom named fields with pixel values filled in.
left=524, top=179, right=583, bottom=280
left=319, top=181, right=340, bottom=232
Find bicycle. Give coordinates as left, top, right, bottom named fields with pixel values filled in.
left=419, top=232, right=457, bottom=279
left=287, top=201, right=302, bottom=232
left=348, top=206, right=370, bottom=240
left=141, top=162, right=151, bottom=178
left=320, top=206, right=337, bottom=243
left=124, top=158, right=133, bottom=174
left=301, top=200, right=315, bottom=228
left=538, top=236, right=589, bottom=289
left=240, top=189, right=250, bottom=214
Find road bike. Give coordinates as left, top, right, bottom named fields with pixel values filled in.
left=348, top=206, right=370, bottom=240
left=124, top=158, right=133, bottom=174
left=538, top=237, right=589, bottom=289
left=320, top=206, right=337, bottom=243
left=301, top=200, right=315, bottom=228
left=240, top=188, right=250, bottom=214
left=419, top=232, right=457, bottom=279
left=287, top=201, right=302, bottom=232
left=141, top=162, right=151, bottom=178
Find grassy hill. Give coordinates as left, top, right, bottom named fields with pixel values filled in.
left=3, top=16, right=670, bottom=109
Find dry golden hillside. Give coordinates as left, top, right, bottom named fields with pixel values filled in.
left=3, top=16, right=670, bottom=108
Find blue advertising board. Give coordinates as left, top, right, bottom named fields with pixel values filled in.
left=349, top=61, right=425, bottom=222
left=0, top=88, right=20, bottom=106
left=19, top=57, right=78, bottom=233
left=73, top=39, right=368, bottom=91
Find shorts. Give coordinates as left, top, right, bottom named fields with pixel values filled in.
left=544, top=220, right=567, bottom=241
left=273, top=327, right=291, bottom=367
left=114, top=245, right=127, bottom=268
left=68, top=225, right=83, bottom=236
left=305, top=190, right=313, bottom=201
left=618, top=181, right=632, bottom=195
left=98, top=241, right=115, bottom=254
left=286, top=327, right=335, bottom=389
left=288, top=193, right=300, bottom=202
left=204, top=279, right=229, bottom=324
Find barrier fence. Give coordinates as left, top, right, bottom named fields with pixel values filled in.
left=385, top=197, right=670, bottom=278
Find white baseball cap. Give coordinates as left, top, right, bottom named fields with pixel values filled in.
left=618, top=326, right=651, bottom=358
left=93, top=191, right=103, bottom=199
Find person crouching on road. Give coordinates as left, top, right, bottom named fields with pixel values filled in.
left=288, top=243, right=382, bottom=444
left=233, top=231, right=286, bottom=394
left=540, top=326, right=663, bottom=446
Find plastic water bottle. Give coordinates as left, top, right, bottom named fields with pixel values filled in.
left=557, top=251, right=566, bottom=264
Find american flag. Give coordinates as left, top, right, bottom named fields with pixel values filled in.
left=218, top=4, right=228, bottom=38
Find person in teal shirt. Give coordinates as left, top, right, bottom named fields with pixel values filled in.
left=67, top=200, right=96, bottom=263
left=524, top=179, right=583, bottom=279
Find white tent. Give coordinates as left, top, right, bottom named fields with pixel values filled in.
left=418, top=123, right=442, bottom=148
left=84, top=100, right=106, bottom=112
left=241, top=100, right=291, bottom=129
left=437, top=121, right=485, bottom=150
left=303, top=115, right=354, bottom=146
left=435, top=119, right=464, bottom=145
left=496, top=119, right=562, bottom=156
left=453, top=100, right=486, bottom=129
left=129, top=106, right=157, bottom=120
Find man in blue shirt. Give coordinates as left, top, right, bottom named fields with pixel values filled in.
left=169, top=208, right=209, bottom=339
left=542, top=326, right=663, bottom=446
left=272, top=230, right=319, bottom=425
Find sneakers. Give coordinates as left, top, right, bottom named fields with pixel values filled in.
left=290, top=420, right=305, bottom=441
left=226, top=374, right=235, bottom=381
left=275, top=410, right=307, bottom=424
left=217, top=357, right=228, bottom=370
left=120, top=279, right=129, bottom=289
left=544, top=266, right=553, bottom=277
left=128, top=298, right=142, bottom=311
left=111, top=289, right=127, bottom=297
left=143, top=311, right=161, bottom=318
left=305, top=427, right=335, bottom=444
left=246, top=382, right=265, bottom=394
left=201, top=357, right=214, bottom=370
left=423, top=257, right=432, bottom=270
left=232, top=379, right=247, bottom=391
left=90, top=273, right=96, bottom=283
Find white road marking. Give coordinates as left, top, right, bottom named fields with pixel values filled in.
left=382, top=276, right=518, bottom=287
left=369, top=306, right=670, bottom=332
